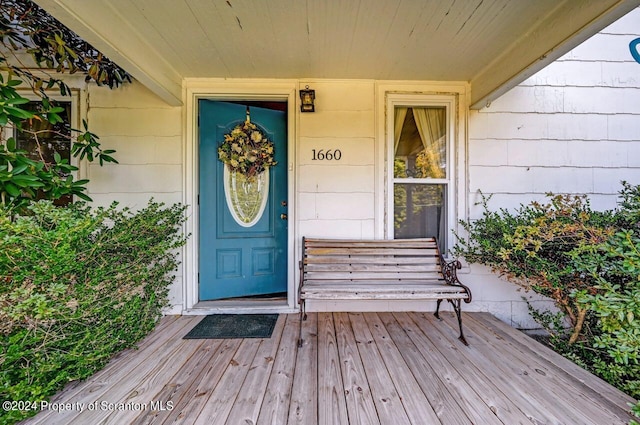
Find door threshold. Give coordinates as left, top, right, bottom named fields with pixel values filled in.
left=184, top=298, right=295, bottom=315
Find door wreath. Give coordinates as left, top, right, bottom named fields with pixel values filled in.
left=217, top=108, right=277, bottom=178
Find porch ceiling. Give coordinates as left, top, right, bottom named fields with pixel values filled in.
left=33, top=0, right=640, bottom=108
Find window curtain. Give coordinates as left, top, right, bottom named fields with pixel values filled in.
left=412, top=107, right=447, bottom=250
left=394, top=107, right=408, bottom=154
left=412, top=107, right=446, bottom=179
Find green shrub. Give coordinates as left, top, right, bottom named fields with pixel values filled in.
left=455, top=182, right=640, bottom=419
left=454, top=192, right=616, bottom=343
left=573, top=229, right=640, bottom=397
left=0, top=200, right=187, bottom=424
left=571, top=183, right=640, bottom=402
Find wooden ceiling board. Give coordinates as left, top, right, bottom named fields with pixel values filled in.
left=33, top=0, right=640, bottom=107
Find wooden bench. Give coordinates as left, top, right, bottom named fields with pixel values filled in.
left=298, top=237, right=472, bottom=345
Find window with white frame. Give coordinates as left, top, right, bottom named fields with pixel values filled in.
left=388, top=96, right=455, bottom=252
left=2, top=98, right=75, bottom=205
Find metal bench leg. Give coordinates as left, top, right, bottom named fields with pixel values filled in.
left=450, top=299, right=468, bottom=346
left=434, top=299, right=443, bottom=320
left=298, top=299, right=306, bottom=348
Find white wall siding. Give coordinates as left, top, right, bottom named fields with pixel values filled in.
left=297, top=80, right=376, bottom=239
left=465, top=7, right=640, bottom=327
left=86, top=81, right=184, bottom=313
left=469, top=7, right=640, bottom=217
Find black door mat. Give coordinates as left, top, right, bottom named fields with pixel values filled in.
left=183, top=314, right=279, bottom=339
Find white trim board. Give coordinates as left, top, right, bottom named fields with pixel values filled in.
left=374, top=82, right=470, bottom=253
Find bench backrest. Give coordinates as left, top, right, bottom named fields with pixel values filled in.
left=301, top=237, right=444, bottom=283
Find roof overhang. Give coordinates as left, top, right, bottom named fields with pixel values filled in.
left=33, top=0, right=640, bottom=108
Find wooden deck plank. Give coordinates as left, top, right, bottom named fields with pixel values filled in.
left=225, top=316, right=287, bottom=424
left=451, top=313, right=633, bottom=425
left=377, top=312, right=471, bottom=425
left=463, top=312, right=636, bottom=423
left=158, top=339, right=242, bottom=425
left=424, top=311, right=598, bottom=424
left=42, top=316, right=180, bottom=407
left=349, top=312, right=412, bottom=425
left=21, top=312, right=635, bottom=425
left=333, top=312, right=380, bottom=425
left=393, top=312, right=508, bottom=425
left=192, top=338, right=262, bottom=425
left=364, top=313, right=442, bottom=425
left=129, top=340, right=223, bottom=425
left=317, top=313, right=349, bottom=425
left=472, top=312, right=637, bottom=407
left=287, top=312, right=318, bottom=425
left=413, top=311, right=568, bottom=424
left=25, top=316, right=200, bottom=425
left=23, top=316, right=181, bottom=425
left=95, top=339, right=206, bottom=425
left=256, top=314, right=300, bottom=425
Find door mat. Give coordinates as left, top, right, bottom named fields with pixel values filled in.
left=183, top=314, right=279, bottom=339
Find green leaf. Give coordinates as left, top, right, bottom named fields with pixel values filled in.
left=4, top=182, right=20, bottom=197
left=75, top=192, right=92, bottom=201
left=4, top=106, right=35, bottom=119
left=10, top=164, right=28, bottom=174
left=5, top=97, right=30, bottom=105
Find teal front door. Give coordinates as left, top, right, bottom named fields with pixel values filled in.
left=199, top=100, right=288, bottom=300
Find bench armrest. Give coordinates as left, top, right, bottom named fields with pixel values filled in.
left=439, top=255, right=472, bottom=303
left=298, top=259, right=304, bottom=305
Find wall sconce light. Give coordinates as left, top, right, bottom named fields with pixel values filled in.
left=299, top=85, right=315, bottom=112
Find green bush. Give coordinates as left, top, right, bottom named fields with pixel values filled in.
left=0, top=200, right=187, bottom=424
left=455, top=182, right=640, bottom=419
left=454, top=192, right=616, bottom=343
left=574, top=229, right=640, bottom=398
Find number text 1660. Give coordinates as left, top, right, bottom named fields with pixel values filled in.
left=311, top=149, right=342, bottom=161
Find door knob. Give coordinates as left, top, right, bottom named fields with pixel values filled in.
left=280, top=213, right=288, bottom=220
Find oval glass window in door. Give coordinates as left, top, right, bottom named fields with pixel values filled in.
left=223, top=167, right=269, bottom=227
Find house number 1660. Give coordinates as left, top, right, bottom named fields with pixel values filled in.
left=311, top=149, right=342, bottom=161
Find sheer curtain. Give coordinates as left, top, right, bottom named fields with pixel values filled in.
left=412, top=107, right=445, bottom=179
left=394, top=107, right=408, bottom=154
left=412, top=107, right=447, bottom=250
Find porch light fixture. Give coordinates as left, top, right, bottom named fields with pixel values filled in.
left=299, top=85, right=315, bottom=112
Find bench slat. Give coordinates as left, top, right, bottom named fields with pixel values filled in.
left=304, top=238, right=436, bottom=247
left=302, top=282, right=464, bottom=291
left=302, top=283, right=467, bottom=299
left=305, top=264, right=442, bottom=273
left=305, top=272, right=443, bottom=280
left=305, top=247, right=440, bottom=256
left=305, top=256, right=440, bottom=265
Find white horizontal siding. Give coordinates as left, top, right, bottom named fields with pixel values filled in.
left=297, top=80, right=377, bottom=240
left=464, top=7, right=640, bottom=327
left=86, top=81, right=184, bottom=312
left=96, top=136, right=181, bottom=165
left=469, top=8, right=640, bottom=216
left=566, top=33, right=636, bottom=62
left=602, top=6, right=640, bottom=34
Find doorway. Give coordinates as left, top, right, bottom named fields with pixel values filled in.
left=198, top=100, right=288, bottom=301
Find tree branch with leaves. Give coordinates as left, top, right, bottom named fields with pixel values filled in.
left=0, top=0, right=130, bottom=211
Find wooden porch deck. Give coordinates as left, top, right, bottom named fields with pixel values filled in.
left=23, top=312, right=635, bottom=425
